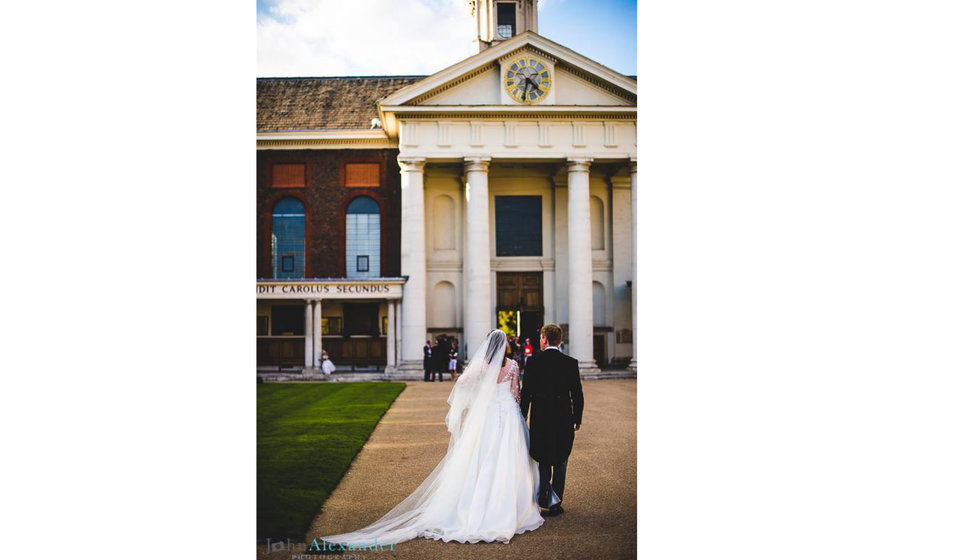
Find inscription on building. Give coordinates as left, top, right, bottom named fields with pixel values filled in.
left=257, top=282, right=401, bottom=298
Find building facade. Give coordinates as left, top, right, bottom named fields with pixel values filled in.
left=257, top=0, right=637, bottom=379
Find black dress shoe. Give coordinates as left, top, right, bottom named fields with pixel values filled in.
left=543, top=505, right=564, bottom=517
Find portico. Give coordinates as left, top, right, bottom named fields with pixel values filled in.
left=381, top=32, right=637, bottom=376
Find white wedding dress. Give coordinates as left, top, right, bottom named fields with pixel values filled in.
left=321, top=330, right=544, bottom=547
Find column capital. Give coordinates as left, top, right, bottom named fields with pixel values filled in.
left=610, top=175, right=632, bottom=189
left=629, top=158, right=637, bottom=174
left=397, top=156, right=426, bottom=172
left=566, top=156, right=593, bottom=173
left=463, top=156, right=491, bottom=173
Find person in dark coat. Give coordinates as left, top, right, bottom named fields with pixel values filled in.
left=434, top=335, right=448, bottom=382
left=423, top=340, right=434, bottom=382
left=520, top=323, right=583, bottom=517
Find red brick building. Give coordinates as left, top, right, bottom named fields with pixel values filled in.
left=256, top=77, right=421, bottom=373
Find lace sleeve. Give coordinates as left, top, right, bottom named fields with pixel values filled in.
left=510, top=362, right=520, bottom=400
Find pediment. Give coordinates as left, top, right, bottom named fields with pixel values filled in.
left=378, top=32, right=636, bottom=110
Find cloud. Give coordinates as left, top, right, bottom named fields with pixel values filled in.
left=537, top=0, right=567, bottom=11
left=257, top=0, right=474, bottom=77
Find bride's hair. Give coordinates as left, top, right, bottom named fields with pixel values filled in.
left=484, top=330, right=508, bottom=369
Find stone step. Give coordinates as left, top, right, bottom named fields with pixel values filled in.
left=258, top=370, right=635, bottom=383
left=581, top=369, right=637, bottom=380
left=257, top=372, right=387, bottom=383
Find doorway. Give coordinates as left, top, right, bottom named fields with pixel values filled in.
left=496, top=271, right=544, bottom=345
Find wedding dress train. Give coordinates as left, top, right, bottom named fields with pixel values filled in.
left=321, top=330, right=544, bottom=547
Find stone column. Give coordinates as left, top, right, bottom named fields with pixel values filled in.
left=396, top=300, right=403, bottom=367
left=610, top=172, right=632, bottom=367
left=463, top=157, right=492, bottom=361
left=629, top=159, right=638, bottom=374
left=398, top=157, right=427, bottom=374
left=385, top=300, right=396, bottom=375
left=304, top=299, right=314, bottom=369
left=567, top=157, right=599, bottom=374
left=312, top=299, right=322, bottom=371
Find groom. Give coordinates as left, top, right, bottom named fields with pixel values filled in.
left=520, top=323, right=584, bottom=517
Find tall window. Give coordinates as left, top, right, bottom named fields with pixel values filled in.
left=496, top=2, right=516, bottom=38
left=272, top=197, right=305, bottom=279
left=495, top=196, right=542, bottom=256
left=346, top=196, right=381, bottom=278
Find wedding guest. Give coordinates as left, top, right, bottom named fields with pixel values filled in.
left=435, top=335, right=449, bottom=382
left=423, top=340, right=434, bottom=382
left=448, top=342, right=459, bottom=381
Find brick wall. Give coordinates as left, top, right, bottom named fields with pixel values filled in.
left=257, top=149, right=402, bottom=279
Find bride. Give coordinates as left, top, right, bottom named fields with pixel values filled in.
left=321, top=330, right=545, bottom=547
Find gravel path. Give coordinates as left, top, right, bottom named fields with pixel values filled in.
left=258, top=379, right=636, bottom=560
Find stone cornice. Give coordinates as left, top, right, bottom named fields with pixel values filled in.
left=257, top=130, right=396, bottom=150
left=408, top=63, right=496, bottom=105
left=381, top=105, right=635, bottom=120
left=490, top=258, right=556, bottom=271
left=427, top=261, right=464, bottom=272
left=558, top=63, right=636, bottom=104
left=502, top=45, right=558, bottom=66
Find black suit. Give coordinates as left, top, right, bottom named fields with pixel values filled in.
left=520, top=347, right=584, bottom=508
left=423, top=345, right=433, bottom=381
left=434, top=339, right=448, bottom=381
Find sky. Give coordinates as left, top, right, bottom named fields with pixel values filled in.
left=256, top=0, right=636, bottom=78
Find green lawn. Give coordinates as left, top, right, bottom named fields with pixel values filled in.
left=257, top=382, right=406, bottom=540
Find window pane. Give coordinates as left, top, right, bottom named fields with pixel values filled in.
left=495, top=196, right=542, bottom=256
left=346, top=197, right=380, bottom=278
left=272, top=198, right=305, bottom=279
left=497, top=3, right=515, bottom=38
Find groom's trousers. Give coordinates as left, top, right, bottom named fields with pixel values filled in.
left=537, top=460, right=568, bottom=508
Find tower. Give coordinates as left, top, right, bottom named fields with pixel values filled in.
left=469, top=0, right=538, bottom=53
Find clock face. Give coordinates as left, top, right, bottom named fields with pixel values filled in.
left=504, top=56, right=552, bottom=104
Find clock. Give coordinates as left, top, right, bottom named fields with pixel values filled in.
left=503, top=56, right=552, bottom=104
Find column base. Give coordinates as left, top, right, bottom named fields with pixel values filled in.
left=301, top=367, right=325, bottom=378
left=577, top=360, right=602, bottom=378
left=628, top=359, right=637, bottom=374
left=390, top=360, right=425, bottom=380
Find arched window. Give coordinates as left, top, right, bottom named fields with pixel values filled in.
left=346, top=196, right=381, bottom=278
left=272, top=197, right=305, bottom=279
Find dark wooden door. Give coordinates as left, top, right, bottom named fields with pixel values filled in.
left=497, top=271, right=544, bottom=342
left=593, top=334, right=607, bottom=368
